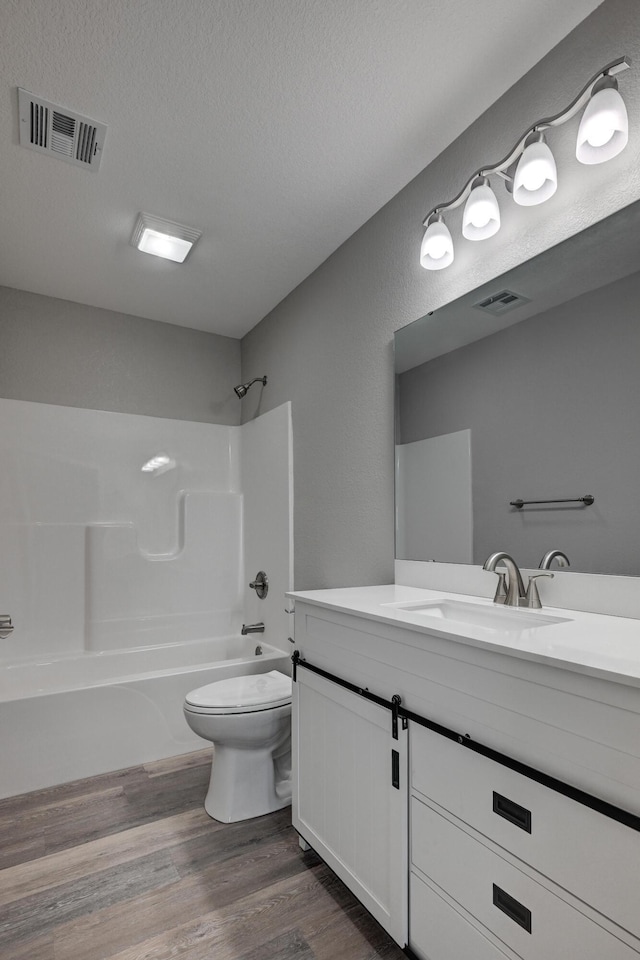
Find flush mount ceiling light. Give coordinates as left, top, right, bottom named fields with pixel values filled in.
left=131, top=213, right=201, bottom=263
left=419, top=57, right=630, bottom=270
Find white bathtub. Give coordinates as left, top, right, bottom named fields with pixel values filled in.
left=0, top=637, right=290, bottom=799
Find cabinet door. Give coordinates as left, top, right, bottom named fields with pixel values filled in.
left=293, top=667, right=408, bottom=946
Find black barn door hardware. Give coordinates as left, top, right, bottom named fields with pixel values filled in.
left=292, top=652, right=640, bottom=834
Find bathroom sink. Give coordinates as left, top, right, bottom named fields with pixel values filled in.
left=383, top=599, right=571, bottom=632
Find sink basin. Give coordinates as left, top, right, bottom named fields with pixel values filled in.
left=383, top=599, right=571, bottom=632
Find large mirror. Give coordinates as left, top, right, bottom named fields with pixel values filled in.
left=395, top=199, right=640, bottom=576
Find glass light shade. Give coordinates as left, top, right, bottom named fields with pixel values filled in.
left=420, top=218, right=454, bottom=270
left=513, top=138, right=557, bottom=206
left=137, top=228, right=193, bottom=263
left=462, top=181, right=500, bottom=241
left=576, top=86, right=628, bottom=164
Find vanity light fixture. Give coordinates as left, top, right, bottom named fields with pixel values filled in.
left=576, top=76, right=629, bottom=164
left=462, top=177, right=501, bottom=240
left=512, top=132, right=558, bottom=206
left=131, top=213, right=202, bottom=263
left=420, top=214, right=454, bottom=269
left=419, top=57, right=631, bottom=270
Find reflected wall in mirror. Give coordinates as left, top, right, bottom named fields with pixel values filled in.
left=395, top=199, right=640, bottom=576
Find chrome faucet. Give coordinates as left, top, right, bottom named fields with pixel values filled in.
left=0, top=615, right=13, bottom=639
left=483, top=552, right=526, bottom=607
left=539, top=549, right=570, bottom=570
left=241, top=622, right=265, bottom=635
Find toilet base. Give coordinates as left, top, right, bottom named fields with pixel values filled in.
left=204, top=739, right=292, bottom=823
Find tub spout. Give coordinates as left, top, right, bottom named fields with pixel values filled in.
left=241, top=622, right=265, bottom=635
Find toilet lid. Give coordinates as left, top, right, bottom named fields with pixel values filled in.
left=185, top=670, right=292, bottom=713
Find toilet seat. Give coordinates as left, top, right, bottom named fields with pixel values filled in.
left=184, top=670, right=292, bottom=715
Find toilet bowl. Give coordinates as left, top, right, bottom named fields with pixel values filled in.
left=183, top=670, right=292, bottom=823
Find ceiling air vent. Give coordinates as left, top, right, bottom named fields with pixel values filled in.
left=18, top=88, right=107, bottom=171
left=473, top=289, right=530, bottom=317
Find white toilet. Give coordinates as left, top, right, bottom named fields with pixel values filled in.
left=183, top=670, right=292, bottom=823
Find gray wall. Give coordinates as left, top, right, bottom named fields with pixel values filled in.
left=241, top=0, right=640, bottom=589
left=0, top=286, right=241, bottom=424
left=397, top=270, right=640, bottom=576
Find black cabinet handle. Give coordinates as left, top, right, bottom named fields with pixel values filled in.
left=493, top=884, right=532, bottom=933
left=493, top=791, right=532, bottom=834
left=391, top=749, right=400, bottom=789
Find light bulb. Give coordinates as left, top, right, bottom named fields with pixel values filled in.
left=420, top=216, right=454, bottom=270
left=513, top=134, right=557, bottom=206
left=462, top=179, right=500, bottom=241
left=576, top=80, right=628, bottom=165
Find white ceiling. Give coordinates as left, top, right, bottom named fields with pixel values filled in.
left=0, top=0, right=603, bottom=339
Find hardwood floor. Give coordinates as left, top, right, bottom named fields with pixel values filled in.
left=0, top=750, right=406, bottom=960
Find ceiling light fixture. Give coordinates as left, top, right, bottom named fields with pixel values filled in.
left=419, top=57, right=630, bottom=270
left=131, top=213, right=202, bottom=263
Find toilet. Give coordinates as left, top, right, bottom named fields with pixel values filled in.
left=183, top=670, right=292, bottom=823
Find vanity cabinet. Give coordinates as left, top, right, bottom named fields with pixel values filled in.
left=291, top=593, right=640, bottom=960
left=410, top=727, right=640, bottom=960
left=292, top=665, right=408, bottom=944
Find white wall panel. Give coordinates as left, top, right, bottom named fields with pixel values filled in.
left=0, top=398, right=241, bottom=660
left=241, top=402, right=293, bottom=655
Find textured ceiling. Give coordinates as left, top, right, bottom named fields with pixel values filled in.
left=0, top=0, right=603, bottom=338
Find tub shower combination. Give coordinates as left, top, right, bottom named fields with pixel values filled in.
left=0, top=398, right=292, bottom=800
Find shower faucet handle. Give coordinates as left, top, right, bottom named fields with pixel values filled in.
left=249, top=571, right=269, bottom=599
left=0, top=615, right=13, bottom=639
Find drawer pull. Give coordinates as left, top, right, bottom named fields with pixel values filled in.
left=492, top=884, right=532, bottom=933
left=493, top=791, right=532, bottom=834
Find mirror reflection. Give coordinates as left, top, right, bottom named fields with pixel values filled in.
left=395, top=200, right=640, bottom=576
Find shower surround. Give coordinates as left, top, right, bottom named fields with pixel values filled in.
left=0, top=398, right=293, bottom=798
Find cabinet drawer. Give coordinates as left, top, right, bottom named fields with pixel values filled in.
left=411, top=724, right=640, bottom=938
left=410, top=871, right=513, bottom=960
left=411, top=797, right=640, bottom=960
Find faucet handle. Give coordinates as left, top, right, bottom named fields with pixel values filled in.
left=525, top=573, right=554, bottom=609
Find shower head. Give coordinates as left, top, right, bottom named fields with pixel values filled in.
left=234, top=376, right=267, bottom=399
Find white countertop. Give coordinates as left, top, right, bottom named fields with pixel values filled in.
left=288, top=584, right=640, bottom=688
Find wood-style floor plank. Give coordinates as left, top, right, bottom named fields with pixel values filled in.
left=0, top=809, right=214, bottom=907
left=53, top=828, right=308, bottom=960
left=1, top=750, right=406, bottom=960
left=2, top=932, right=55, bottom=960
left=1, top=850, right=180, bottom=945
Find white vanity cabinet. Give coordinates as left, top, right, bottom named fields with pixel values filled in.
left=410, top=729, right=640, bottom=960
left=290, top=591, right=640, bottom=960
left=292, top=663, right=408, bottom=945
